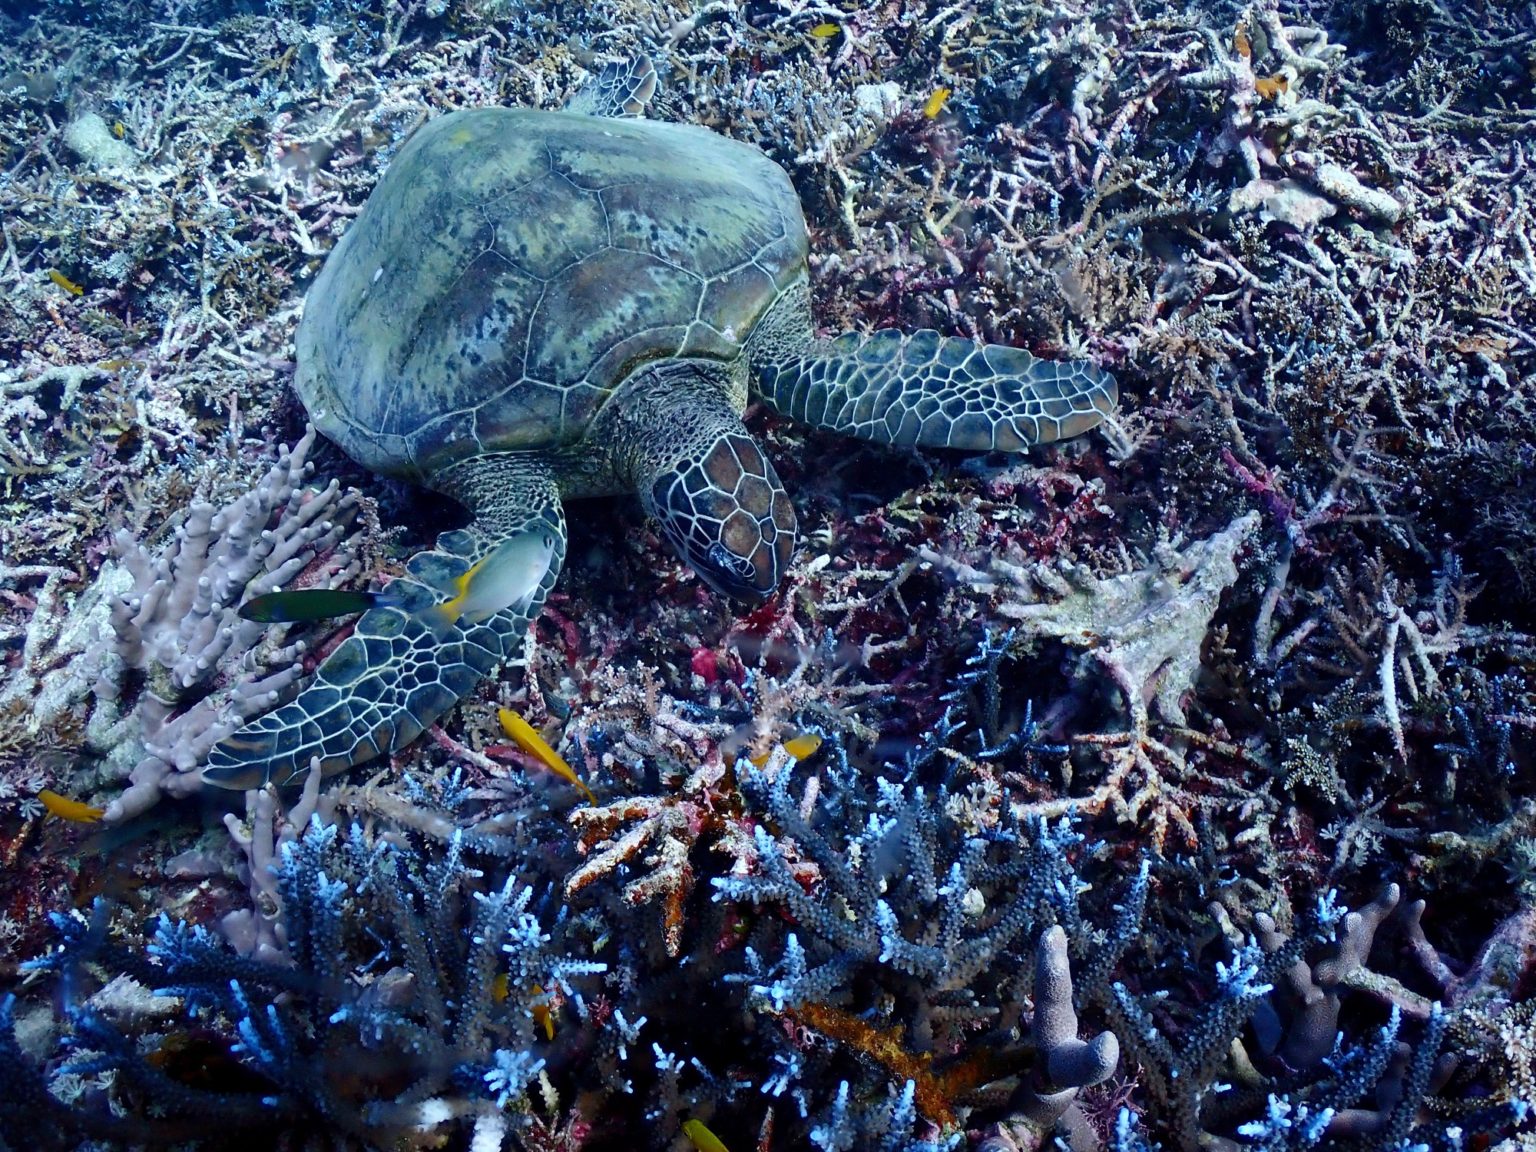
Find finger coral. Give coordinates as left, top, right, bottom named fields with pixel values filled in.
left=87, top=429, right=365, bottom=821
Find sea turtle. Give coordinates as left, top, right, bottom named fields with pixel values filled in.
left=202, top=58, right=1116, bottom=790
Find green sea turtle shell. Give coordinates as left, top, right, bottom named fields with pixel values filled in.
left=294, top=107, right=808, bottom=480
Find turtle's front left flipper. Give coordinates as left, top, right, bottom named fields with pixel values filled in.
left=203, top=461, right=565, bottom=790
left=751, top=304, right=1117, bottom=451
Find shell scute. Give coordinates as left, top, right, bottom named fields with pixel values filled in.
left=294, top=106, right=805, bottom=482
left=486, top=168, right=607, bottom=281
left=679, top=320, right=740, bottom=362
left=699, top=262, right=779, bottom=341
left=527, top=248, right=699, bottom=386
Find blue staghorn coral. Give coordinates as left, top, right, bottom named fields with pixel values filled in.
left=3, top=817, right=605, bottom=1148
left=713, top=741, right=1134, bottom=1146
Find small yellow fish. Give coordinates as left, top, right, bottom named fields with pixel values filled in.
left=48, top=269, right=83, bottom=296
left=38, top=790, right=104, bottom=823
left=748, top=732, right=823, bottom=768
left=531, top=983, right=556, bottom=1040
left=809, top=22, right=840, bottom=38
left=112, top=121, right=126, bottom=139
left=492, top=975, right=557, bottom=1039
left=923, top=86, right=952, bottom=119
left=498, top=707, right=595, bottom=803
left=430, top=530, right=556, bottom=627
left=682, top=1118, right=730, bottom=1152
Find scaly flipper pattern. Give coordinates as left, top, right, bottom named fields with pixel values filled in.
left=203, top=461, right=564, bottom=790
left=755, top=327, right=1117, bottom=451
left=745, top=275, right=1116, bottom=452
left=561, top=55, right=657, bottom=118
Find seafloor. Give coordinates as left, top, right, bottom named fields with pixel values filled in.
left=0, top=0, right=1533, bottom=1149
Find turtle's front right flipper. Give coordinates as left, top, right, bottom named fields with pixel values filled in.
left=200, top=597, right=505, bottom=789
left=746, top=279, right=1116, bottom=452
left=755, top=328, right=1117, bottom=452
left=203, top=463, right=565, bottom=790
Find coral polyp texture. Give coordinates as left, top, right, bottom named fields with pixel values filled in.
left=0, top=0, right=1532, bottom=1149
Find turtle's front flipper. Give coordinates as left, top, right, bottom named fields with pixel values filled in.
left=203, top=460, right=565, bottom=790
left=752, top=315, right=1116, bottom=451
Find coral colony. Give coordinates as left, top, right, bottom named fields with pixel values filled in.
left=0, top=0, right=1532, bottom=1150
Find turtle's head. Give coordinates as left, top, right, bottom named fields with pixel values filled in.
left=646, top=431, right=797, bottom=601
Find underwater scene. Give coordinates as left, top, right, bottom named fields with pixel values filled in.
left=1, top=0, right=1533, bottom=1148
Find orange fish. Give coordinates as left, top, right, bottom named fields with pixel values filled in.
left=39, top=790, right=103, bottom=823
left=497, top=708, right=594, bottom=803
left=748, top=732, right=823, bottom=767
left=492, top=974, right=556, bottom=1039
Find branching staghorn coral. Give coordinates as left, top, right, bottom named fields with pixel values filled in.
left=713, top=737, right=1138, bottom=1148
left=4, top=812, right=606, bottom=1149
left=1106, top=880, right=1536, bottom=1149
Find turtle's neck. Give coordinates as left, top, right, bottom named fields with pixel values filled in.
left=595, top=358, right=750, bottom=494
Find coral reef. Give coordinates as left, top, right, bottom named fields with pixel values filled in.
left=1, top=0, right=1533, bottom=1148
left=4, top=809, right=605, bottom=1149
left=91, top=427, right=367, bottom=822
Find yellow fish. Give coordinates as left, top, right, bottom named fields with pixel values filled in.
left=498, top=708, right=595, bottom=803
left=682, top=1119, right=730, bottom=1152
left=492, top=975, right=556, bottom=1038
left=38, top=790, right=104, bottom=823
left=48, top=269, right=83, bottom=296
left=809, top=22, right=840, bottom=38
left=923, top=86, right=952, bottom=119
left=748, top=732, right=823, bottom=767
left=531, top=983, right=556, bottom=1040
left=427, top=529, right=556, bottom=628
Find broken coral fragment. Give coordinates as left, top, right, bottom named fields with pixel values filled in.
left=1230, top=176, right=1336, bottom=231
left=63, top=111, right=136, bottom=173
left=1002, top=511, right=1261, bottom=725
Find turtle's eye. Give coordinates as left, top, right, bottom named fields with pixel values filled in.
left=706, top=542, right=756, bottom=582
left=693, top=535, right=771, bottom=602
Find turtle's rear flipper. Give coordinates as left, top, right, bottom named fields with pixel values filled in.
left=204, top=464, right=566, bottom=790
left=753, top=327, right=1117, bottom=451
